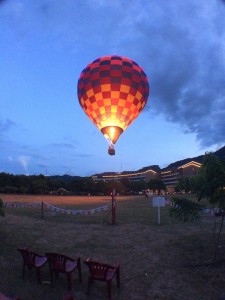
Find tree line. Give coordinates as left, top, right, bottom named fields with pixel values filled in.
left=0, top=172, right=166, bottom=196
left=1, top=153, right=224, bottom=198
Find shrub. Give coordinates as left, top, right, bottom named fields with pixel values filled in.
left=0, top=198, right=5, bottom=217
left=169, top=197, right=201, bottom=223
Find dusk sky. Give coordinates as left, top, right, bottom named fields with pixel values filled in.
left=1, top=0, right=225, bottom=177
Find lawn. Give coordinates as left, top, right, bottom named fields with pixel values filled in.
left=0, top=194, right=225, bottom=300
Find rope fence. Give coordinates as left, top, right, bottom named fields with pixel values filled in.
left=4, top=200, right=220, bottom=216
left=152, top=198, right=221, bottom=216
left=3, top=201, right=111, bottom=216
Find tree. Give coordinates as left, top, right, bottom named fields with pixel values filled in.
left=169, top=197, right=201, bottom=223
left=0, top=199, right=5, bottom=217
left=29, top=175, right=51, bottom=194
left=147, top=179, right=166, bottom=195
left=195, top=153, right=225, bottom=202
left=175, top=177, right=191, bottom=193
left=193, top=153, right=225, bottom=260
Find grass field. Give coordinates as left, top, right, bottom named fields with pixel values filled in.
left=0, top=194, right=225, bottom=300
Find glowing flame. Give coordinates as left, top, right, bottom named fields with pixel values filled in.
left=101, top=126, right=123, bottom=144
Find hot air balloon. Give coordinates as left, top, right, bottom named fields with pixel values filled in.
left=77, top=55, right=149, bottom=155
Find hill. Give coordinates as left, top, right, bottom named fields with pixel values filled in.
left=162, top=145, right=225, bottom=171
left=50, top=146, right=225, bottom=180
left=92, top=145, right=225, bottom=177
left=49, top=174, right=82, bottom=182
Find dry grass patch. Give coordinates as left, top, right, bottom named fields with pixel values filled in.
left=0, top=194, right=225, bottom=299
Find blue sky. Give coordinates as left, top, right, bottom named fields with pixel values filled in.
left=1, top=0, right=225, bottom=176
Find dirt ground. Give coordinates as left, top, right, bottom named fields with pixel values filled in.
left=0, top=194, right=111, bottom=205
left=1, top=194, right=225, bottom=300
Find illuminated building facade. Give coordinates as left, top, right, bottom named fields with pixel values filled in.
left=92, top=160, right=202, bottom=192
left=92, top=165, right=161, bottom=183
left=160, top=161, right=202, bottom=192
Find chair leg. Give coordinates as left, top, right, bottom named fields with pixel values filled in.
left=116, top=265, right=120, bottom=288
left=36, top=268, right=41, bottom=283
left=107, top=281, right=112, bottom=299
left=22, top=263, right=25, bottom=278
left=66, top=273, right=72, bottom=291
left=48, top=268, right=53, bottom=287
left=77, top=258, right=82, bottom=283
left=55, top=271, right=59, bottom=278
left=63, top=294, right=73, bottom=300
left=87, top=277, right=92, bottom=294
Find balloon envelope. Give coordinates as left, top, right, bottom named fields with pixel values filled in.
left=77, top=55, right=149, bottom=144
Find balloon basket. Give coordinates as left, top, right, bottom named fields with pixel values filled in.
left=108, top=145, right=115, bottom=155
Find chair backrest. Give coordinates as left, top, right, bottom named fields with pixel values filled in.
left=85, top=261, right=110, bottom=280
left=63, top=295, right=73, bottom=300
left=0, top=293, right=20, bottom=300
left=17, top=248, right=36, bottom=267
left=46, top=253, right=70, bottom=272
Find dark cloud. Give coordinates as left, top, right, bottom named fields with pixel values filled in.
left=37, top=162, right=48, bottom=169
left=0, top=117, right=16, bottom=135
left=49, top=142, right=76, bottom=149
left=26, top=1, right=225, bottom=149
left=130, top=1, right=225, bottom=149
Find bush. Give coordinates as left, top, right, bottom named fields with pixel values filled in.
left=0, top=198, right=5, bottom=217
left=169, top=197, right=201, bottom=223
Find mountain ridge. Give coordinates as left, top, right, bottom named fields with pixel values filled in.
left=161, top=146, right=225, bottom=171
left=50, top=146, right=225, bottom=181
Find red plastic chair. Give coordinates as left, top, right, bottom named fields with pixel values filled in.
left=46, top=253, right=82, bottom=290
left=84, top=258, right=120, bottom=299
left=0, top=293, right=20, bottom=300
left=17, top=248, right=47, bottom=283
left=62, top=294, right=73, bottom=300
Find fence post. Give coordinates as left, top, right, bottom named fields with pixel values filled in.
left=111, top=189, right=116, bottom=225
left=41, top=201, right=44, bottom=219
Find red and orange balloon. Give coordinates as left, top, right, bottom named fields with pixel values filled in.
left=77, top=55, right=149, bottom=154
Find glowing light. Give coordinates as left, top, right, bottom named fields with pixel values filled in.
left=92, top=168, right=157, bottom=180
left=179, top=161, right=202, bottom=169
left=77, top=55, right=149, bottom=151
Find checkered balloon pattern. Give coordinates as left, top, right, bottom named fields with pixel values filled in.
left=77, top=55, right=149, bottom=140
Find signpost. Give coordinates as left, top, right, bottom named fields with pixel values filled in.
left=152, top=196, right=165, bottom=224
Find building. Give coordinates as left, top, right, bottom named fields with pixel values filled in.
left=160, top=160, right=202, bottom=193
left=92, top=159, right=202, bottom=193
left=92, top=165, right=161, bottom=183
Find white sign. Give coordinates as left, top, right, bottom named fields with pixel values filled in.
left=152, top=196, right=166, bottom=207
left=152, top=197, right=166, bottom=225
